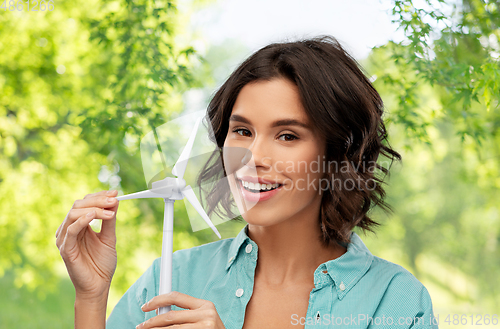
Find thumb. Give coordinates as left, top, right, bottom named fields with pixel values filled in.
left=99, top=206, right=117, bottom=243
left=99, top=191, right=119, bottom=243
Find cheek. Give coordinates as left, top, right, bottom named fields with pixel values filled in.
left=274, top=152, right=321, bottom=175
left=224, top=133, right=247, bottom=149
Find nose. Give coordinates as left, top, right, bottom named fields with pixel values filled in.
left=243, top=137, right=271, bottom=169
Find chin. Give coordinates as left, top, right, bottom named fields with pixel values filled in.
left=240, top=208, right=288, bottom=228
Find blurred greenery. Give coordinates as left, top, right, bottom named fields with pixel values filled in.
left=357, top=0, right=500, bottom=316
left=0, top=267, right=74, bottom=327
left=0, top=0, right=498, bottom=327
left=0, top=0, right=232, bottom=323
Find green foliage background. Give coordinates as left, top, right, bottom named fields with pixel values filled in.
left=358, top=0, right=500, bottom=317
left=0, top=0, right=498, bottom=327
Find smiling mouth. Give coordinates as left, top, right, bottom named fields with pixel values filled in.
left=236, top=178, right=283, bottom=194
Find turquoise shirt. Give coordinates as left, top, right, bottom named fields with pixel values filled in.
left=106, top=225, right=438, bottom=328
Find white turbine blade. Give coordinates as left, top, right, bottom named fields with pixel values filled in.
left=116, top=189, right=164, bottom=201
left=181, top=185, right=221, bottom=239
left=171, top=117, right=202, bottom=179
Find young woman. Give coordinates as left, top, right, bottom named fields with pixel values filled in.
left=56, top=36, right=438, bottom=329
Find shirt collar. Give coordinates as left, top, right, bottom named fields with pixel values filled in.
left=225, top=224, right=253, bottom=270
left=324, top=231, right=374, bottom=300
left=225, top=224, right=373, bottom=300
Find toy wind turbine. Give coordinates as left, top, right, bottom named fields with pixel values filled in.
left=116, top=116, right=221, bottom=315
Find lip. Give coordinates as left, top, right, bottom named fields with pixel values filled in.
left=236, top=177, right=283, bottom=202
left=237, top=175, right=282, bottom=185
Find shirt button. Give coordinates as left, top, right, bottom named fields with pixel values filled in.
left=235, top=288, right=244, bottom=297
left=245, top=244, right=253, bottom=253
left=339, top=282, right=346, bottom=291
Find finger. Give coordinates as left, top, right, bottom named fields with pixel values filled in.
left=83, top=190, right=116, bottom=200
left=73, top=194, right=118, bottom=209
left=142, top=291, right=206, bottom=312
left=56, top=209, right=73, bottom=248
left=139, top=309, right=207, bottom=329
left=59, top=211, right=96, bottom=258
left=56, top=219, right=64, bottom=238
left=56, top=191, right=117, bottom=244
left=56, top=206, right=74, bottom=239
left=66, top=207, right=117, bottom=223
left=56, top=206, right=116, bottom=245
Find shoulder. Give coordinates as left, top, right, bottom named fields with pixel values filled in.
left=173, top=237, right=234, bottom=260
left=128, top=237, right=236, bottom=294
left=369, top=255, right=427, bottom=291
left=171, top=236, right=235, bottom=270
left=364, top=256, right=436, bottom=325
left=107, top=238, right=235, bottom=327
left=123, top=238, right=236, bottom=315
left=371, top=256, right=431, bottom=299
left=346, top=233, right=430, bottom=300
left=145, top=236, right=237, bottom=289
left=344, top=233, right=436, bottom=324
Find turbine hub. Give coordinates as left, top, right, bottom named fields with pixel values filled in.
left=175, top=178, right=186, bottom=191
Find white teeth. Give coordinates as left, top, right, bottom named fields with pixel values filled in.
left=241, top=180, right=280, bottom=191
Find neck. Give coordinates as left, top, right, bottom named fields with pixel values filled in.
left=246, top=207, right=347, bottom=288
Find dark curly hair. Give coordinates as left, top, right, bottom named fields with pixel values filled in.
left=197, top=35, right=401, bottom=245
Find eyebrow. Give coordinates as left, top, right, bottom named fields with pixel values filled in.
left=229, top=114, right=310, bottom=129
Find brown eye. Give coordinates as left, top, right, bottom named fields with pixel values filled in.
left=233, top=128, right=251, bottom=137
left=278, top=133, right=298, bottom=142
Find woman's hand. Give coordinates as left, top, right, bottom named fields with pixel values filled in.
left=55, top=190, right=119, bottom=301
left=138, top=291, right=226, bottom=329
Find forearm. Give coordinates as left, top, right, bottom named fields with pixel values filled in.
left=75, top=293, right=109, bottom=329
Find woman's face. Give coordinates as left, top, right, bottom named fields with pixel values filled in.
left=223, top=78, right=326, bottom=228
